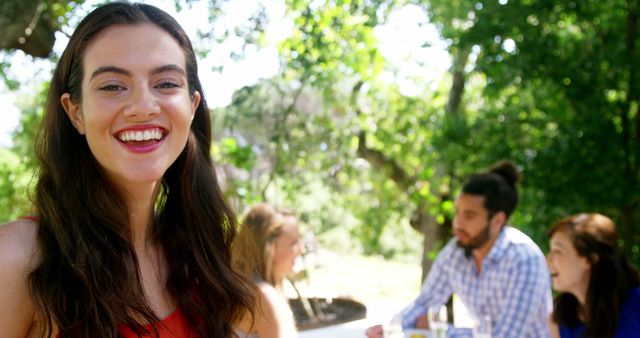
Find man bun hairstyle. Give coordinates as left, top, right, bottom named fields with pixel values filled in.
left=489, top=160, right=521, bottom=188
left=462, top=160, right=521, bottom=220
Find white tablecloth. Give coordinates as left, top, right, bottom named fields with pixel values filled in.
left=298, top=300, right=408, bottom=338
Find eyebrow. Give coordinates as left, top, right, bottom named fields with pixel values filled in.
left=152, top=64, right=187, bottom=77
left=89, top=66, right=130, bottom=81
left=89, top=64, right=187, bottom=81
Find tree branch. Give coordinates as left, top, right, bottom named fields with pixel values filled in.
left=350, top=81, right=416, bottom=192
left=260, top=80, right=306, bottom=197
left=356, top=131, right=414, bottom=192
left=446, top=47, right=470, bottom=115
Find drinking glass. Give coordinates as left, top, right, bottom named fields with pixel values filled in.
left=427, top=305, right=448, bottom=338
left=472, top=315, right=492, bottom=338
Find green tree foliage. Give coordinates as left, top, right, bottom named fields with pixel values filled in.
left=216, top=76, right=426, bottom=259
left=216, top=0, right=640, bottom=270
left=0, top=84, right=45, bottom=222
left=0, top=148, right=31, bottom=220
left=421, top=0, right=640, bottom=264
left=213, top=0, right=448, bottom=261
left=2, top=0, right=639, bottom=270
left=233, top=0, right=459, bottom=271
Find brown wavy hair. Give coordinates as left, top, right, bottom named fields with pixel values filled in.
left=548, top=213, right=639, bottom=338
left=29, top=2, right=254, bottom=337
left=233, top=203, right=296, bottom=289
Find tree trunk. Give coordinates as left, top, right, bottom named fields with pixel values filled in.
left=0, top=0, right=70, bottom=58
left=417, top=47, right=470, bottom=281
left=354, top=46, right=470, bottom=283
left=412, top=203, right=451, bottom=282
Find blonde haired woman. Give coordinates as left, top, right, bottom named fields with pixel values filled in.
left=234, top=204, right=303, bottom=338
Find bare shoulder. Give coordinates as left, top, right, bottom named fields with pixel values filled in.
left=0, top=219, right=40, bottom=269
left=256, top=282, right=291, bottom=318
left=255, top=282, right=297, bottom=338
left=0, top=219, right=41, bottom=337
left=257, top=282, right=284, bottom=303
left=234, top=282, right=297, bottom=338
left=253, top=282, right=281, bottom=323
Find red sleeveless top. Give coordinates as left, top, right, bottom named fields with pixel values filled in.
left=56, top=308, right=197, bottom=337
left=118, top=308, right=197, bottom=338
left=21, top=217, right=197, bottom=337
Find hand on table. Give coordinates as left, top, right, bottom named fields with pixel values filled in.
left=416, top=314, right=429, bottom=329
left=365, top=324, right=384, bottom=338
left=365, top=313, right=429, bottom=337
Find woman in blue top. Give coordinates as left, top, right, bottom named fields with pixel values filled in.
left=547, top=213, right=640, bottom=338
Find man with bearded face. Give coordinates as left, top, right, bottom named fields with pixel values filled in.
left=366, top=161, right=552, bottom=338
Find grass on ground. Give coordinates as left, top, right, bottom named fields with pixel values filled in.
left=288, top=249, right=422, bottom=306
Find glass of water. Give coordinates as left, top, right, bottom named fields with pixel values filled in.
left=427, top=305, right=448, bottom=338
left=472, top=315, right=492, bottom=338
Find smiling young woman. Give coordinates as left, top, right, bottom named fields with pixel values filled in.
left=547, top=213, right=640, bottom=338
left=0, top=3, right=254, bottom=338
left=60, top=22, right=201, bottom=190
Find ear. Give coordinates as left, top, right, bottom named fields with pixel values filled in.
left=589, top=253, right=600, bottom=264
left=190, top=90, right=201, bottom=121
left=60, top=93, right=85, bottom=135
left=491, top=211, right=507, bottom=228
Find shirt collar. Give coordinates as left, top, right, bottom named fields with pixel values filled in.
left=485, top=225, right=510, bottom=263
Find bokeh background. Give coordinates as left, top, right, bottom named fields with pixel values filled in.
left=1, top=0, right=639, bottom=285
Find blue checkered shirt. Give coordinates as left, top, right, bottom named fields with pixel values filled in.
left=400, top=226, right=552, bottom=338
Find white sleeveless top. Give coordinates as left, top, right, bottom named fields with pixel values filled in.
left=234, top=329, right=259, bottom=338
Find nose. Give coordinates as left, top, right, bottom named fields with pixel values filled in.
left=124, top=85, right=160, bottom=118
left=546, top=253, right=555, bottom=267
left=452, top=215, right=463, bottom=230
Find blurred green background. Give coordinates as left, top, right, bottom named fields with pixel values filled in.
left=1, top=0, right=639, bottom=279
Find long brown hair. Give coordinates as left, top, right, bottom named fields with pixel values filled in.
left=233, top=203, right=295, bottom=288
left=30, top=2, right=254, bottom=337
left=548, top=213, right=639, bottom=338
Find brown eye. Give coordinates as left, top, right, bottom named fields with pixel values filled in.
left=156, top=81, right=181, bottom=89
left=99, top=84, right=125, bottom=91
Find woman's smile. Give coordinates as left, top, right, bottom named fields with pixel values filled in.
left=115, top=126, right=167, bottom=153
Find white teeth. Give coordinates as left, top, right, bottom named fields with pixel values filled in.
left=117, top=128, right=164, bottom=142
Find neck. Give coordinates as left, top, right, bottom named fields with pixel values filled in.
left=271, top=269, right=288, bottom=291
left=272, top=278, right=285, bottom=293
left=472, top=244, right=492, bottom=272
left=472, top=229, right=501, bottom=272
left=572, top=281, right=590, bottom=311
left=121, top=181, right=161, bottom=249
